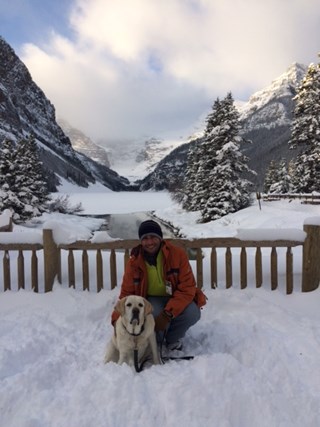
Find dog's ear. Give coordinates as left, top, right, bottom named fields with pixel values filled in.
left=115, top=297, right=127, bottom=316
left=144, top=299, right=153, bottom=315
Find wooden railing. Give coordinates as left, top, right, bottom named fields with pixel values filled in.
left=56, top=237, right=305, bottom=294
left=262, top=193, right=320, bottom=204
left=0, top=243, right=42, bottom=291
left=2, top=224, right=320, bottom=294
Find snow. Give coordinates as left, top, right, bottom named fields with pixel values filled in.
left=1, top=185, right=320, bottom=427
left=42, top=220, right=93, bottom=244
left=0, top=208, right=12, bottom=227
left=0, top=231, right=42, bottom=244
left=235, top=228, right=306, bottom=242
left=107, top=137, right=188, bottom=182
left=237, top=63, right=307, bottom=125
left=91, top=230, right=120, bottom=243
left=304, top=216, right=320, bottom=226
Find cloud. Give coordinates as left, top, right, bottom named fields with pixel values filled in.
left=20, top=0, right=320, bottom=142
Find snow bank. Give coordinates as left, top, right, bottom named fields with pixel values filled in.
left=236, top=228, right=306, bottom=242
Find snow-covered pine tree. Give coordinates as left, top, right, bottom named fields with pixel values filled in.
left=290, top=147, right=320, bottom=193
left=200, top=92, right=255, bottom=222
left=290, top=154, right=306, bottom=192
left=0, top=136, right=51, bottom=222
left=288, top=55, right=320, bottom=191
left=264, top=160, right=279, bottom=193
left=205, top=97, right=225, bottom=131
left=182, top=143, right=201, bottom=211
left=15, top=136, right=50, bottom=215
left=0, top=139, right=25, bottom=218
left=0, top=139, right=16, bottom=188
left=182, top=98, right=225, bottom=212
left=268, top=158, right=292, bottom=194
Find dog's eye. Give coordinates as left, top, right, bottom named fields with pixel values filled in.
left=126, top=303, right=132, bottom=307
left=138, top=303, right=143, bottom=307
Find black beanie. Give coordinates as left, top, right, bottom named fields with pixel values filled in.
left=138, top=220, right=163, bottom=240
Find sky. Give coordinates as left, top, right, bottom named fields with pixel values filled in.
left=0, top=1, right=320, bottom=144
left=1, top=185, right=320, bottom=426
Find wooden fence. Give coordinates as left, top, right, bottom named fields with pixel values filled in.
left=1, top=224, right=320, bottom=294
left=262, top=193, right=320, bottom=204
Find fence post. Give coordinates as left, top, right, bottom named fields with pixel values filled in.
left=43, top=229, right=59, bottom=292
left=302, top=224, right=320, bottom=292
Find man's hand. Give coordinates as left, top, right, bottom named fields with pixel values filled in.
left=154, top=310, right=172, bottom=331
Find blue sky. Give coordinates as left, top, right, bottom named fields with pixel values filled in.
left=1, top=0, right=320, bottom=143
left=0, top=0, right=73, bottom=47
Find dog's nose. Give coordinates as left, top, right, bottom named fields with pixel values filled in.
left=132, top=308, right=140, bottom=319
left=130, top=307, right=140, bottom=325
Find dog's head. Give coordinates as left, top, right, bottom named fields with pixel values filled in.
left=115, top=296, right=153, bottom=333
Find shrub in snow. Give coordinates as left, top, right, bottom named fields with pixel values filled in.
left=47, top=194, right=83, bottom=214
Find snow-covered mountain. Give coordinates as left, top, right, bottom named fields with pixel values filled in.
left=60, top=115, right=205, bottom=183
left=238, top=62, right=307, bottom=187
left=58, top=118, right=111, bottom=168
left=1, top=32, right=307, bottom=193
left=59, top=62, right=307, bottom=190
left=138, top=62, right=308, bottom=190
left=100, top=136, right=190, bottom=182
left=111, top=62, right=307, bottom=189
left=0, top=37, right=130, bottom=191
left=238, top=63, right=307, bottom=130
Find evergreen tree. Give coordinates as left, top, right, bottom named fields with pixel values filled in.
left=183, top=92, right=255, bottom=222
left=290, top=154, right=306, bottom=192
left=290, top=148, right=320, bottom=193
left=289, top=55, right=320, bottom=191
left=183, top=97, right=228, bottom=213
left=182, top=143, right=201, bottom=211
left=0, top=139, right=24, bottom=217
left=201, top=93, right=255, bottom=222
left=15, top=136, right=50, bottom=212
left=264, top=160, right=278, bottom=193
left=268, top=158, right=292, bottom=194
left=0, top=136, right=51, bottom=222
left=205, top=97, right=224, bottom=133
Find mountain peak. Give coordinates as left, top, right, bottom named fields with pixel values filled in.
left=238, top=62, right=308, bottom=121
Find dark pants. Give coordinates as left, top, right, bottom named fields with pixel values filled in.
left=147, top=296, right=201, bottom=345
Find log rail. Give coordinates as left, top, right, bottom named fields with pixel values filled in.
left=1, top=227, right=319, bottom=294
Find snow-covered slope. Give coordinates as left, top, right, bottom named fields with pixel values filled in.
left=103, top=137, right=188, bottom=182
left=58, top=118, right=111, bottom=168
left=238, top=62, right=307, bottom=131
left=238, top=62, right=307, bottom=187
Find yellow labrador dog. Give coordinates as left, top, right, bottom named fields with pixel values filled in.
left=104, top=296, right=160, bottom=370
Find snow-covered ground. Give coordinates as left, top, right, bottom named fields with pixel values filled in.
left=1, top=183, right=320, bottom=427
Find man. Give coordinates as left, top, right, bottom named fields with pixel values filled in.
left=111, top=219, right=206, bottom=351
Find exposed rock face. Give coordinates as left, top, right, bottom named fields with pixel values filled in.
left=0, top=37, right=130, bottom=191
left=238, top=62, right=307, bottom=187
left=58, top=118, right=111, bottom=168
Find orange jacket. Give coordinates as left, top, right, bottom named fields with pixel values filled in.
left=111, top=240, right=206, bottom=325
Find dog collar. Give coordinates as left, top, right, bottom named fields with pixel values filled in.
left=121, top=321, right=145, bottom=337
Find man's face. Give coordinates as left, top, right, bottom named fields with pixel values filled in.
left=140, top=235, right=162, bottom=255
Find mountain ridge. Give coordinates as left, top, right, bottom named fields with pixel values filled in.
left=64, top=62, right=307, bottom=189
left=135, top=62, right=307, bottom=190
left=0, top=35, right=308, bottom=192
left=0, top=36, right=131, bottom=191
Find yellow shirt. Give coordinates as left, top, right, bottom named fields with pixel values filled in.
left=146, top=251, right=167, bottom=296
